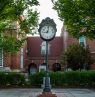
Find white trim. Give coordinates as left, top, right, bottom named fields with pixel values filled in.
left=0, top=48, right=3, bottom=67
left=64, top=28, right=68, bottom=52
left=2, top=48, right=3, bottom=67
left=0, top=33, right=3, bottom=67
left=20, top=48, right=23, bottom=69
left=91, top=52, right=95, bottom=54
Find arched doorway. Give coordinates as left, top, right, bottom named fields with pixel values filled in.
left=39, top=63, right=46, bottom=72
left=28, top=63, right=37, bottom=75
left=52, top=63, right=61, bottom=72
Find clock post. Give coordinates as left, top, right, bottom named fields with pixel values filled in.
left=38, top=17, right=57, bottom=97
left=43, top=40, right=50, bottom=92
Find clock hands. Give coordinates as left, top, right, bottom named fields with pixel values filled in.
left=46, top=30, right=48, bottom=33
left=45, top=26, right=49, bottom=33
left=39, top=17, right=56, bottom=41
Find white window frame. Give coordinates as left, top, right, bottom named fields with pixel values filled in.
left=79, top=36, right=86, bottom=47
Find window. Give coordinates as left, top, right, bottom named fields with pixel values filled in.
left=79, top=36, right=86, bottom=47
left=39, top=65, right=46, bottom=72
left=41, top=45, right=46, bottom=55
left=41, top=41, right=50, bottom=55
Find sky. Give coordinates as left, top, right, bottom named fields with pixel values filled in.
left=35, top=0, right=63, bottom=36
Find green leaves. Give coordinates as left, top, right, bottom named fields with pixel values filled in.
left=0, top=0, right=39, bottom=30
left=53, top=0, right=95, bottom=39
left=0, top=0, right=39, bottom=53
left=0, top=33, right=24, bottom=53
left=61, top=44, right=92, bottom=70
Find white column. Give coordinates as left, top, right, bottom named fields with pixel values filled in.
left=0, top=33, right=3, bottom=67
left=0, top=48, right=3, bottom=67
left=2, top=48, right=3, bottom=67
left=20, top=48, right=24, bottom=69
left=64, top=27, right=68, bottom=52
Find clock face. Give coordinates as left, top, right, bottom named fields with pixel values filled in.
left=40, top=25, right=55, bottom=41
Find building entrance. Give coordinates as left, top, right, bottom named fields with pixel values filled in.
left=39, top=63, right=46, bottom=72
left=52, top=63, right=61, bottom=72
left=28, top=63, right=37, bottom=74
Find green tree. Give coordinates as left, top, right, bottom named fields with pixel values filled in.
left=0, top=0, right=39, bottom=53
left=61, top=44, right=93, bottom=71
left=53, top=0, right=95, bottom=38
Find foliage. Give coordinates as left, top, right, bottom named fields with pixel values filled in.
left=1, top=36, right=25, bottom=53
left=0, top=0, right=39, bottom=53
left=0, top=71, right=95, bottom=88
left=53, top=0, right=95, bottom=38
left=29, top=72, right=45, bottom=87
left=50, top=72, right=64, bottom=87
left=61, top=44, right=93, bottom=70
left=28, top=71, right=95, bottom=87
left=6, top=72, right=25, bottom=86
left=64, top=71, right=95, bottom=87
left=0, top=72, right=7, bottom=85
left=0, top=72, right=25, bottom=86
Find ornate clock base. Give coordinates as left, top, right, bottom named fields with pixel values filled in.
left=37, top=92, right=57, bottom=97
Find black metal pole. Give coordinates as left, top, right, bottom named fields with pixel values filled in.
left=43, top=41, right=51, bottom=92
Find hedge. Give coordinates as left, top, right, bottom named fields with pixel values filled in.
left=28, top=72, right=44, bottom=87
left=29, top=71, right=95, bottom=87
left=0, top=72, right=25, bottom=87
left=0, top=71, right=95, bottom=88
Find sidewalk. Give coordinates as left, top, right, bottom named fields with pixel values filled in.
left=0, top=88, right=95, bottom=97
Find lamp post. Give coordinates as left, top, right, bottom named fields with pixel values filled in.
left=38, top=17, right=57, bottom=94
left=43, top=41, right=51, bottom=92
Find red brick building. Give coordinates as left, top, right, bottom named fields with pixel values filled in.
left=1, top=26, right=95, bottom=73
left=24, top=36, right=63, bottom=74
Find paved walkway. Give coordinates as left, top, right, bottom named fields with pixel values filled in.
left=0, top=88, right=95, bottom=97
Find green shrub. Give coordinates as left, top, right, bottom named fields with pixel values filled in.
left=79, top=71, right=89, bottom=86
left=29, top=72, right=45, bottom=87
left=0, top=72, right=7, bottom=86
left=79, top=71, right=95, bottom=87
left=28, top=71, right=95, bottom=88
left=6, top=72, right=25, bottom=86
left=0, top=71, right=95, bottom=88
left=50, top=72, right=64, bottom=87
left=64, top=71, right=80, bottom=86
left=0, top=72, right=25, bottom=87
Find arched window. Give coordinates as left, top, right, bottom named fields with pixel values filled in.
left=28, top=63, right=37, bottom=75
left=52, top=63, right=61, bottom=72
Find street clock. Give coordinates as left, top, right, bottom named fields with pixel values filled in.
left=38, top=17, right=57, bottom=41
